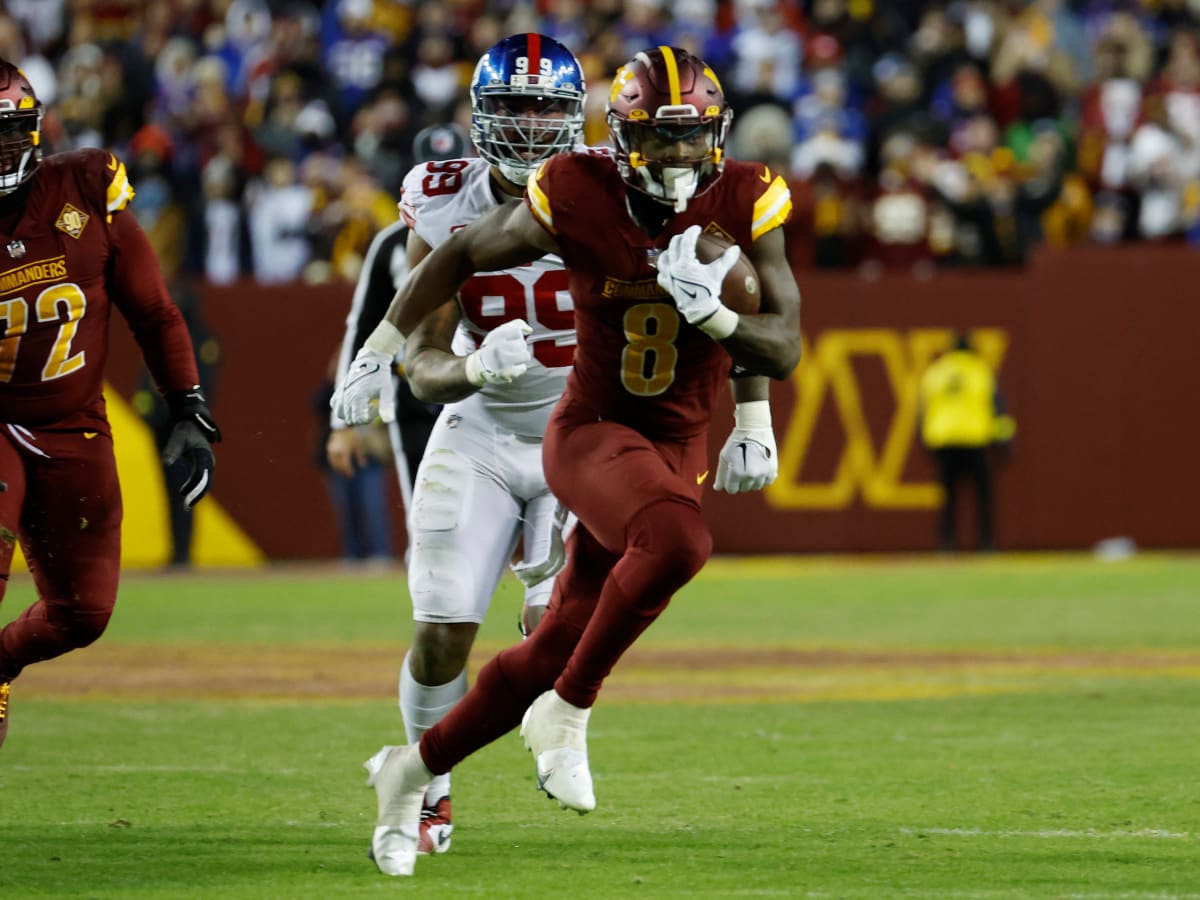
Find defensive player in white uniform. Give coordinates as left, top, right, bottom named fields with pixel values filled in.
left=331, top=32, right=585, bottom=859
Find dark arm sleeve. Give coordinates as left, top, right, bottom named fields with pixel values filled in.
left=106, top=210, right=200, bottom=394
left=335, top=221, right=409, bottom=370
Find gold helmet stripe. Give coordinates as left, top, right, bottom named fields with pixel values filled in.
left=658, top=46, right=682, bottom=107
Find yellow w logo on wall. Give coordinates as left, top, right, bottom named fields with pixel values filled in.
left=14, top=384, right=263, bottom=571
left=768, top=328, right=1008, bottom=510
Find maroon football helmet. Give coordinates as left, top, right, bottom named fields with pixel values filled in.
left=606, top=47, right=732, bottom=211
left=0, top=60, right=43, bottom=195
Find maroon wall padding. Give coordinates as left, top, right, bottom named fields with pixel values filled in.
left=106, top=247, right=1200, bottom=558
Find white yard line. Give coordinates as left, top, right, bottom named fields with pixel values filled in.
left=900, top=826, right=1193, bottom=840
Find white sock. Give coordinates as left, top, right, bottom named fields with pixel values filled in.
left=399, top=650, right=466, bottom=805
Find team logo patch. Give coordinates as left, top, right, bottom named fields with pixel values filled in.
left=55, top=204, right=90, bottom=239
left=6, top=240, right=25, bottom=258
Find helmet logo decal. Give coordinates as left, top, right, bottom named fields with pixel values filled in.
left=703, top=66, right=724, bottom=94
left=609, top=65, right=634, bottom=105
left=56, top=204, right=90, bottom=239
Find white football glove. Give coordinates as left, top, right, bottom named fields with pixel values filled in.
left=511, top=502, right=571, bottom=588
left=331, top=348, right=397, bottom=425
left=715, top=400, right=779, bottom=494
left=655, top=224, right=741, bottom=336
left=465, top=319, right=534, bottom=387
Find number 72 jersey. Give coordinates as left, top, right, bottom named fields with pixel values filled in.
left=400, top=157, right=574, bottom=439
left=0, top=149, right=146, bottom=429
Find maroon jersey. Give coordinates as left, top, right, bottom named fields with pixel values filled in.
left=0, top=149, right=198, bottom=431
left=527, top=152, right=791, bottom=439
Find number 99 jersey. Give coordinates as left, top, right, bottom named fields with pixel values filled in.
left=399, top=157, right=574, bottom=440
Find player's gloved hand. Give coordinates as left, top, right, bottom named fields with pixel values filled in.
left=332, top=348, right=397, bottom=425
left=715, top=400, right=778, bottom=494
left=511, top=502, right=570, bottom=588
left=163, top=386, right=221, bottom=510
left=465, top=319, right=533, bottom=387
left=655, top=224, right=741, bottom=337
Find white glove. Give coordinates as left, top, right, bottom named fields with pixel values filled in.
left=715, top=400, right=778, bottom=493
left=511, top=502, right=571, bottom=588
left=331, top=348, right=397, bottom=425
left=465, top=319, right=534, bottom=387
left=655, top=224, right=741, bottom=337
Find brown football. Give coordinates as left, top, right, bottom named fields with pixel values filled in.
left=694, top=231, right=761, bottom=315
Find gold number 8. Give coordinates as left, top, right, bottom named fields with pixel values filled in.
left=620, top=302, right=679, bottom=397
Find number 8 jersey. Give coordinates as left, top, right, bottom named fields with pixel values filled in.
left=400, top=157, right=575, bottom=439
left=525, top=151, right=791, bottom=441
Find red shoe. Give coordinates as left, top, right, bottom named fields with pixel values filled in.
left=417, top=796, right=452, bottom=855
left=0, top=682, right=10, bottom=750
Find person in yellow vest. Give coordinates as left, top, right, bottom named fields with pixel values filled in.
left=919, top=333, right=1016, bottom=552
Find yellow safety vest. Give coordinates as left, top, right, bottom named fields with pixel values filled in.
left=919, top=350, right=998, bottom=448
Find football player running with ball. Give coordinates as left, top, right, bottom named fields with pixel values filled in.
left=332, top=33, right=585, bottom=859
left=337, top=46, right=802, bottom=876
left=0, top=61, right=220, bottom=750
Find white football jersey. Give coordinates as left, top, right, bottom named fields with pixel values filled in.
left=400, top=157, right=574, bottom=439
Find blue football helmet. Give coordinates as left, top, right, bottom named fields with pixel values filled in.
left=469, top=33, right=585, bottom=186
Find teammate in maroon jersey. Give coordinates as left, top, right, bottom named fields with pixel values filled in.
left=0, top=61, right=220, bottom=750
left=351, top=47, right=801, bottom=874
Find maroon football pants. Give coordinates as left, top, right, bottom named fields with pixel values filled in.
left=421, top=409, right=713, bottom=774
left=0, top=425, right=122, bottom=682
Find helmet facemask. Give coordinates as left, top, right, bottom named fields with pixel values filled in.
left=611, top=112, right=730, bottom=212
left=0, top=107, right=42, bottom=196
left=472, top=91, right=583, bottom=186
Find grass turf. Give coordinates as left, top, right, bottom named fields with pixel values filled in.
left=1, top=554, right=1198, bottom=898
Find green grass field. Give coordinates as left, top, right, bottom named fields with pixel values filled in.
left=2, top=554, right=1199, bottom=899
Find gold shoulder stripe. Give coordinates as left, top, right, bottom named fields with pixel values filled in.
left=526, top=163, right=556, bottom=234
left=106, top=159, right=136, bottom=213
left=751, top=175, right=792, bottom=241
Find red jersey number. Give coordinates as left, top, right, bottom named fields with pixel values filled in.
left=458, top=269, right=574, bottom=368
left=421, top=160, right=470, bottom=197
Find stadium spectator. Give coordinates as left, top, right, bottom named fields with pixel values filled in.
left=919, top=332, right=1015, bottom=553
left=8, top=0, right=1200, bottom=279
left=314, top=352, right=394, bottom=569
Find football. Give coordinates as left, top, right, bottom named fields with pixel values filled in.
left=694, top=231, right=761, bottom=315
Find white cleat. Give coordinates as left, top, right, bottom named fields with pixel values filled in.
left=519, top=690, right=596, bottom=813
left=363, top=745, right=432, bottom=876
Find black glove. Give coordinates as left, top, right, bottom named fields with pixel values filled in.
left=162, top=386, right=221, bottom=511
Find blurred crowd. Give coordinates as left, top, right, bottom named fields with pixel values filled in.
left=8, top=0, right=1200, bottom=282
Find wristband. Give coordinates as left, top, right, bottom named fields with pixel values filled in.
left=464, top=351, right=487, bottom=387
left=733, top=399, right=772, bottom=430
left=364, top=320, right=405, bottom=358
left=698, top=305, right=739, bottom=340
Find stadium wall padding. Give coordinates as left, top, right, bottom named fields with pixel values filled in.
left=104, top=246, right=1200, bottom=560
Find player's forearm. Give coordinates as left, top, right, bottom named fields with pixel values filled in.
left=108, top=212, right=200, bottom=392
left=384, top=243, right=477, bottom=338
left=720, top=315, right=802, bottom=380
left=731, top=374, right=770, bottom=404
left=404, top=347, right=479, bottom=404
